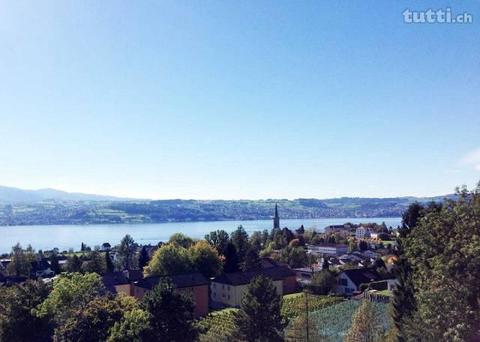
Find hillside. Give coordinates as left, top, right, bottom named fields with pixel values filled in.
left=0, top=186, right=453, bottom=225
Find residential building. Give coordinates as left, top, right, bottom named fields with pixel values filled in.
left=336, top=268, right=381, bottom=295
left=307, top=243, right=348, bottom=256
left=355, top=226, right=371, bottom=239
left=133, top=272, right=209, bottom=317
left=210, top=266, right=296, bottom=307
left=293, top=265, right=323, bottom=285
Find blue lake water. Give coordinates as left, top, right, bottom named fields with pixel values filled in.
left=0, top=217, right=401, bottom=253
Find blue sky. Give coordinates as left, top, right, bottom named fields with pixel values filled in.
left=0, top=0, right=479, bottom=199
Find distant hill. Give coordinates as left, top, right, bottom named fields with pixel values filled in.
left=0, top=185, right=133, bottom=203
left=0, top=185, right=454, bottom=226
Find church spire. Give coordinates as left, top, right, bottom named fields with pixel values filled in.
left=273, top=204, right=280, bottom=229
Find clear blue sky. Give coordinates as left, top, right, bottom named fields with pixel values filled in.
left=0, top=0, right=479, bottom=199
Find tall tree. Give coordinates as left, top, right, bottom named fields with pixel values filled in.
left=108, top=308, right=151, bottom=342
left=231, top=225, right=250, bottom=264
left=241, top=247, right=262, bottom=272
left=402, top=185, right=480, bottom=341
left=234, top=275, right=287, bottom=342
left=66, top=254, right=82, bottom=273
left=168, top=233, right=194, bottom=249
left=138, top=246, right=150, bottom=270
left=7, top=243, right=34, bottom=277
left=144, top=243, right=192, bottom=276
left=205, top=230, right=230, bottom=255
left=105, top=250, right=115, bottom=273
left=142, top=278, right=198, bottom=341
left=223, top=242, right=239, bottom=273
left=50, top=253, right=61, bottom=274
left=189, top=240, right=222, bottom=277
left=0, top=280, right=51, bottom=342
left=118, top=234, right=136, bottom=271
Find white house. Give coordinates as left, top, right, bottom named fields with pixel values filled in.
left=355, top=226, right=371, bottom=239
left=336, top=268, right=381, bottom=295
left=307, top=244, right=348, bottom=256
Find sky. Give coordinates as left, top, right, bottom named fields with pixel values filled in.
left=0, top=0, right=479, bottom=200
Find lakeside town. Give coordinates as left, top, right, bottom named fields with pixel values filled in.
left=2, top=186, right=479, bottom=341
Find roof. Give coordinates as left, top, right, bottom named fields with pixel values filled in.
left=309, top=244, right=349, bottom=248
left=341, top=268, right=381, bottom=287
left=124, top=269, right=143, bottom=282
left=213, top=266, right=296, bottom=286
left=102, top=272, right=129, bottom=293
left=135, top=272, right=208, bottom=290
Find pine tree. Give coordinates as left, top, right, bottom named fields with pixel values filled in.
left=234, top=275, right=287, bottom=342
left=105, top=251, right=115, bottom=273
left=138, top=246, right=150, bottom=270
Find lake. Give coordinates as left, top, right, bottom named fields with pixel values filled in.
left=0, top=217, right=402, bottom=253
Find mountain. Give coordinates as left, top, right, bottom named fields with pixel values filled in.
left=0, top=185, right=454, bottom=226
left=0, top=186, right=133, bottom=203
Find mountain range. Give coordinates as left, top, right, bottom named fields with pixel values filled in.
left=0, top=185, right=454, bottom=226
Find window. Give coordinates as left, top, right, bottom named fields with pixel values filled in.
left=339, top=278, right=348, bottom=286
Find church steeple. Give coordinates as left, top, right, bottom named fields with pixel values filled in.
left=273, top=204, right=280, bottom=229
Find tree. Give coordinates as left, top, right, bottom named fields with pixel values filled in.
left=118, top=234, right=136, bottom=270
left=50, top=253, right=61, bottom=274
left=168, top=233, right=194, bottom=248
left=108, top=308, right=151, bottom=342
left=55, top=296, right=124, bottom=341
left=358, top=240, right=368, bottom=251
left=189, top=240, right=223, bottom=277
left=250, top=231, right=264, bottom=251
left=0, top=281, right=51, bottom=342
left=205, top=230, right=230, bottom=255
left=138, top=246, right=150, bottom=270
left=66, top=254, right=82, bottom=273
left=280, top=246, right=308, bottom=268
left=223, top=242, right=240, bottom=273
left=345, top=300, right=385, bottom=342
left=142, top=278, right=198, bottom=341
left=7, top=243, right=34, bottom=277
left=241, top=247, right=262, bottom=272
left=144, top=243, right=192, bottom=276
left=105, top=250, right=115, bottom=273
left=401, top=185, right=480, bottom=341
left=82, top=250, right=106, bottom=274
left=35, top=272, right=106, bottom=327
left=231, top=225, right=250, bottom=264
left=308, top=270, right=336, bottom=295
left=234, top=275, right=287, bottom=341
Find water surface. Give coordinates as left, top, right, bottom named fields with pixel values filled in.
left=0, top=217, right=401, bottom=253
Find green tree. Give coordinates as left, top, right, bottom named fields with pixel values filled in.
left=345, top=300, right=385, bottom=342
left=168, top=232, right=194, bottom=248
left=0, top=281, right=51, bottom=342
left=234, top=275, right=287, bottom=342
left=142, top=278, right=198, bottom=341
left=55, top=296, right=124, bottom=341
left=241, top=247, right=262, bottom=271
left=231, top=225, right=250, bottom=264
left=308, top=270, right=336, bottom=295
left=223, top=242, right=239, bottom=273
left=50, top=253, right=61, bottom=274
left=35, top=272, right=106, bottom=327
left=105, top=250, right=115, bottom=273
left=66, top=254, right=82, bottom=273
left=7, top=243, right=34, bottom=277
left=118, top=234, right=137, bottom=270
left=138, top=246, right=150, bottom=270
left=189, top=240, right=223, bottom=277
left=82, top=250, right=106, bottom=274
left=205, top=230, right=230, bottom=255
left=402, top=185, right=480, bottom=341
left=144, top=243, right=192, bottom=276
left=108, top=308, right=151, bottom=342
left=280, top=246, right=308, bottom=268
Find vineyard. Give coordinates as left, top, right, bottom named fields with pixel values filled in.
left=198, top=293, right=344, bottom=341
left=309, top=300, right=391, bottom=342
left=281, top=293, right=344, bottom=319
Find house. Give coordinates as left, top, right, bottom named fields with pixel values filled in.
left=307, top=243, right=348, bottom=256
left=336, top=268, right=381, bottom=295
left=102, top=272, right=132, bottom=296
left=210, top=265, right=296, bottom=307
left=324, top=224, right=352, bottom=236
left=293, top=265, right=323, bottom=285
left=355, top=226, right=371, bottom=239
left=31, top=259, right=54, bottom=278
left=133, top=273, right=209, bottom=317
left=101, top=243, right=112, bottom=251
